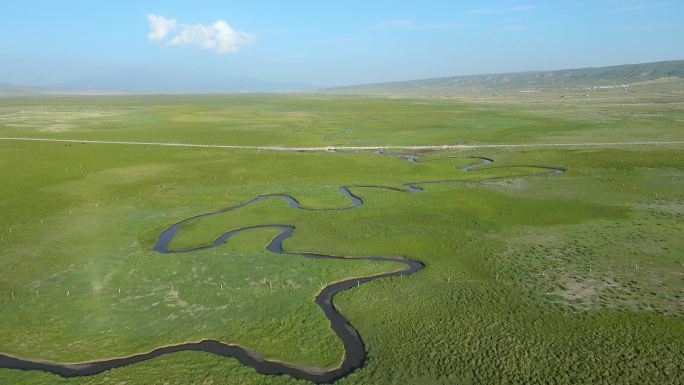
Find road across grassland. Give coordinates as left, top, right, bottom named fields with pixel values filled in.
left=1, top=137, right=683, bottom=151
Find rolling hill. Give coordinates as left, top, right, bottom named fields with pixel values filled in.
left=326, top=60, right=684, bottom=94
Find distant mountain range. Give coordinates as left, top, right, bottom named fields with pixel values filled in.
left=0, top=81, right=37, bottom=93
left=326, top=60, right=684, bottom=94
left=2, top=60, right=682, bottom=95
left=0, top=69, right=314, bottom=94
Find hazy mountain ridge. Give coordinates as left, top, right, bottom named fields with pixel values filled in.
left=0, top=82, right=38, bottom=93
left=3, top=60, right=682, bottom=95
left=326, top=60, right=684, bottom=94
left=0, top=70, right=314, bottom=94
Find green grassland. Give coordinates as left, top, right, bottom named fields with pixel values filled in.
left=1, top=77, right=683, bottom=147
left=1, top=85, right=683, bottom=384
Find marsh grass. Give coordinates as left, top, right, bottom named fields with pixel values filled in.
left=1, top=89, right=682, bottom=384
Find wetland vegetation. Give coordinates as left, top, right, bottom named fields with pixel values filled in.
left=0, top=80, right=683, bottom=384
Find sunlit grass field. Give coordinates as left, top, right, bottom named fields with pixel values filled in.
left=1, top=83, right=683, bottom=384
left=1, top=78, right=683, bottom=147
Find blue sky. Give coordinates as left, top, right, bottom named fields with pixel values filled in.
left=1, top=0, right=683, bottom=86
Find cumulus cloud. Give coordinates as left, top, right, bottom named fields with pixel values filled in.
left=147, top=14, right=178, bottom=43
left=147, top=14, right=255, bottom=54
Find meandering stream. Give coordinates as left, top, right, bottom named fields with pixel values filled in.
left=0, top=153, right=565, bottom=383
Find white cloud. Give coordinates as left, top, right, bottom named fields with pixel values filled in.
left=147, top=14, right=178, bottom=43
left=147, top=14, right=255, bottom=54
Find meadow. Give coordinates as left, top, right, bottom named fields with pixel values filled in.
left=1, top=78, right=683, bottom=147
left=0, top=82, right=682, bottom=384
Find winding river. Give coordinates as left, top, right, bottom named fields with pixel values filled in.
left=0, top=152, right=565, bottom=383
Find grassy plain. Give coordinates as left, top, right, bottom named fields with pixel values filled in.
left=0, top=81, right=683, bottom=384
left=1, top=78, right=683, bottom=146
